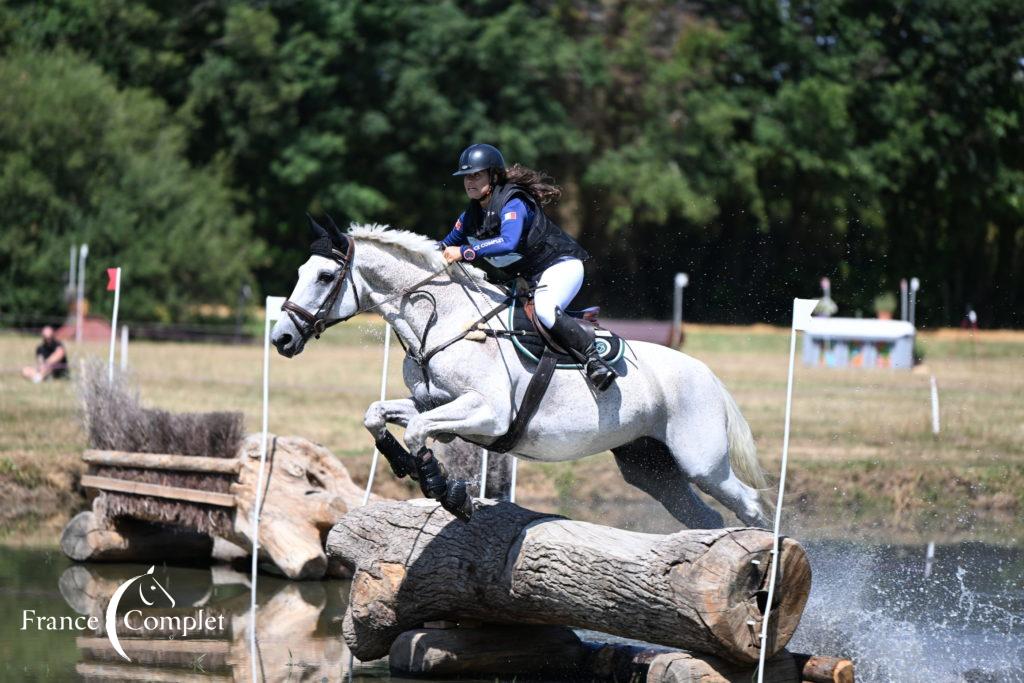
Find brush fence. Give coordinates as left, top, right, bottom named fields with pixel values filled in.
left=63, top=434, right=368, bottom=580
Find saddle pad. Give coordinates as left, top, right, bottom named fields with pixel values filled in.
left=507, top=296, right=625, bottom=369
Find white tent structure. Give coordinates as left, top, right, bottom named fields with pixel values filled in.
left=802, top=317, right=915, bottom=369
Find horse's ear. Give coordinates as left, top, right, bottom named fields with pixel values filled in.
left=306, top=212, right=328, bottom=239
left=323, top=212, right=347, bottom=249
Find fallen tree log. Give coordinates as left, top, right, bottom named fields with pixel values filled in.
left=60, top=511, right=213, bottom=564
left=388, top=626, right=853, bottom=682
left=327, top=499, right=812, bottom=665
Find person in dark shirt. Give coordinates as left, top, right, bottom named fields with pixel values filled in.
left=439, top=143, right=617, bottom=391
left=21, top=326, right=69, bottom=382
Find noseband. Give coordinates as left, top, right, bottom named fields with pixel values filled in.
left=281, top=238, right=359, bottom=341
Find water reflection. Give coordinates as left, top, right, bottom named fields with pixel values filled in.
left=2, top=538, right=1022, bottom=682
left=58, top=563, right=356, bottom=682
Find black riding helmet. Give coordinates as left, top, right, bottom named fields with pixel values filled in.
left=452, top=143, right=505, bottom=176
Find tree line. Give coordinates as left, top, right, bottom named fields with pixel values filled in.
left=1, top=0, right=1021, bottom=327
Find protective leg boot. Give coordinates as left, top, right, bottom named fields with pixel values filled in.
left=376, top=431, right=417, bottom=479
left=414, top=448, right=474, bottom=522
left=548, top=308, right=617, bottom=391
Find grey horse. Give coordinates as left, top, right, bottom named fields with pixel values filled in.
left=271, top=220, right=770, bottom=529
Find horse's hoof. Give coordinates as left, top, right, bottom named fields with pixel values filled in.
left=443, top=480, right=474, bottom=522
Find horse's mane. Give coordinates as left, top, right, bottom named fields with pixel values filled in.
left=347, top=224, right=487, bottom=281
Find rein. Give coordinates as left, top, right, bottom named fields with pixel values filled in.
left=282, top=239, right=511, bottom=373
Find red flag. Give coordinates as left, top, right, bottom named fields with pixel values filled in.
left=106, top=268, right=119, bottom=291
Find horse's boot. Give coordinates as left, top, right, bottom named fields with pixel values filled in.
left=548, top=307, right=618, bottom=391
left=375, top=431, right=418, bottom=480
left=414, top=448, right=474, bottom=522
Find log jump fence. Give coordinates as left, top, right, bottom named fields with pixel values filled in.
left=62, top=432, right=853, bottom=681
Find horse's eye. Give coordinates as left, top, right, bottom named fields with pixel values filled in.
left=317, top=271, right=335, bottom=284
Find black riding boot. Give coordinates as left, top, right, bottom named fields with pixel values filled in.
left=548, top=308, right=617, bottom=391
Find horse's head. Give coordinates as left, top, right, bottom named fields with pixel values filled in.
left=272, top=214, right=359, bottom=358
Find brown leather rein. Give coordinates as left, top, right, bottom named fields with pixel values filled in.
left=280, top=239, right=478, bottom=351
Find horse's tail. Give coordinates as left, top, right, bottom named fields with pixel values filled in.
left=714, top=376, right=772, bottom=501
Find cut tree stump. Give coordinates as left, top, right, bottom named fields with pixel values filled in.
left=326, top=498, right=812, bottom=664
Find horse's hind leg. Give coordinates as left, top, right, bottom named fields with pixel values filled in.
left=612, top=438, right=724, bottom=529
left=666, top=426, right=768, bottom=528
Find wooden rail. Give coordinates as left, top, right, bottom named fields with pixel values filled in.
left=83, top=449, right=241, bottom=474
left=79, top=475, right=236, bottom=508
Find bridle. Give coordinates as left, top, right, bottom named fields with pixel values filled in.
left=280, top=237, right=512, bottom=377
left=281, top=238, right=359, bottom=341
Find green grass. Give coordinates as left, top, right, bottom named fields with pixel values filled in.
left=1, top=321, right=1022, bottom=543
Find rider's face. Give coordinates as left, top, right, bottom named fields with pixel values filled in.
left=463, top=170, right=491, bottom=200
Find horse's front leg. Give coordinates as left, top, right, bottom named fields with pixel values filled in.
left=363, top=398, right=420, bottom=479
left=403, top=391, right=507, bottom=522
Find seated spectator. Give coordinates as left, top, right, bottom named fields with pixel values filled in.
left=21, top=326, right=69, bottom=383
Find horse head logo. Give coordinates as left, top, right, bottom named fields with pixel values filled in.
left=104, top=566, right=175, bottom=661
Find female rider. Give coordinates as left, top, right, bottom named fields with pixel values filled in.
left=440, top=143, right=616, bottom=391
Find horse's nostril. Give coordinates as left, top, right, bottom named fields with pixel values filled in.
left=275, top=333, right=292, bottom=349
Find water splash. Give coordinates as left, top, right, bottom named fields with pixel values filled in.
left=788, top=541, right=1024, bottom=682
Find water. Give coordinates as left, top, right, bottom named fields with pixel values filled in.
left=1, top=541, right=1021, bottom=682
left=790, top=540, right=1024, bottom=682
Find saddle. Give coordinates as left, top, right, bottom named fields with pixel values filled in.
left=479, top=283, right=624, bottom=454
left=506, top=284, right=625, bottom=370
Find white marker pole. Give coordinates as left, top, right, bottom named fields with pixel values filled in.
left=250, top=295, right=284, bottom=683
left=69, top=245, right=77, bottom=296
left=479, top=449, right=489, bottom=499
left=75, top=244, right=89, bottom=344
left=107, top=268, right=121, bottom=382
left=120, top=326, right=129, bottom=372
left=671, top=272, right=689, bottom=347
left=509, top=458, right=518, bottom=503
left=930, top=375, right=940, bottom=436
left=362, top=323, right=392, bottom=506
left=757, top=297, right=818, bottom=683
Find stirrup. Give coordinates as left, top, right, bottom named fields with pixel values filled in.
left=585, top=357, right=617, bottom=391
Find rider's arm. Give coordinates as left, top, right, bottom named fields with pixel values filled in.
left=460, top=199, right=528, bottom=260
left=439, top=213, right=468, bottom=248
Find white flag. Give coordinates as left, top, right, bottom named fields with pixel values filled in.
left=792, top=298, right=819, bottom=331
left=265, top=296, right=286, bottom=322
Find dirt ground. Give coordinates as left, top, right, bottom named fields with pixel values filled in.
left=1, top=321, right=1021, bottom=545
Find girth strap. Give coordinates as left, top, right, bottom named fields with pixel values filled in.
left=487, top=347, right=558, bottom=453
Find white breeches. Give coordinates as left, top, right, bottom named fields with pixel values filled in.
left=533, top=258, right=584, bottom=328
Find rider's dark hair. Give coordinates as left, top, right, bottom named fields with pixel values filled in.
left=496, top=163, right=561, bottom=205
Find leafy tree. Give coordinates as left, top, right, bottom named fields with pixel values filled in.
left=0, top=48, right=260, bottom=321
left=1, top=0, right=1021, bottom=326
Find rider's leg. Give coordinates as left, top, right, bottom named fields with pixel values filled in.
left=533, top=258, right=584, bottom=328
left=363, top=398, right=420, bottom=478
left=535, top=259, right=617, bottom=391
left=403, top=391, right=508, bottom=521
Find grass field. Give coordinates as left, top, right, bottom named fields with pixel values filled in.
left=1, top=320, right=1021, bottom=545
